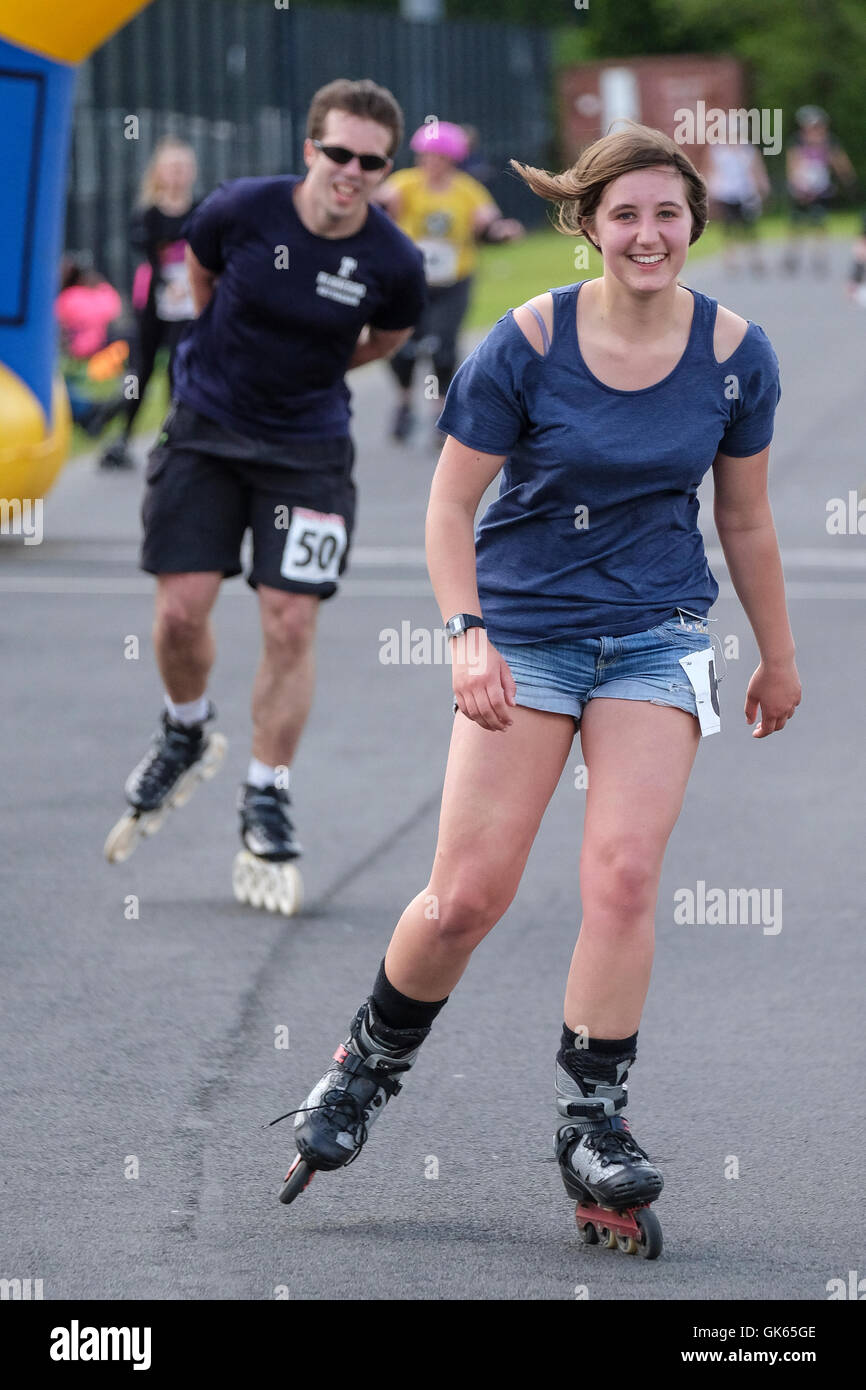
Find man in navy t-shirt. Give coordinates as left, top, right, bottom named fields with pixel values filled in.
left=106, top=79, right=427, bottom=895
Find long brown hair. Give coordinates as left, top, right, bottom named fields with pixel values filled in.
left=512, top=122, right=707, bottom=249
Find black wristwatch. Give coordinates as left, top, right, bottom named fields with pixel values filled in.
left=445, top=613, right=486, bottom=639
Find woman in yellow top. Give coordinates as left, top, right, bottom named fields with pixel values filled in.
left=377, top=121, right=523, bottom=443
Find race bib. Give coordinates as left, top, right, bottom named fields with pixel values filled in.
left=416, top=238, right=459, bottom=287
left=679, top=647, right=721, bottom=737
left=280, top=507, right=347, bottom=584
left=155, top=259, right=195, bottom=321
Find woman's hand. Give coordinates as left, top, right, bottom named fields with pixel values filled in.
left=744, top=658, right=801, bottom=737
left=451, top=630, right=517, bottom=731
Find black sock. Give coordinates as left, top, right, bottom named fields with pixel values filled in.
left=558, top=1024, right=638, bottom=1086
left=560, top=1024, right=638, bottom=1056
left=371, top=959, right=449, bottom=1032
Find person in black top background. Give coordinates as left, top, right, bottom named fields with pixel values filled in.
left=99, top=138, right=198, bottom=469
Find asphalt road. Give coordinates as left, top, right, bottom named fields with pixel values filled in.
left=2, top=243, right=865, bottom=1302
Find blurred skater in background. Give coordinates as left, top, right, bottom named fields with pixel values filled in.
left=377, top=120, right=523, bottom=447
left=706, top=126, right=770, bottom=275
left=782, top=106, right=856, bottom=276
left=55, top=254, right=127, bottom=436
left=99, top=137, right=199, bottom=469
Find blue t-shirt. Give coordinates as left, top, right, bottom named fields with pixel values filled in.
left=173, top=175, right=427, bottom=442
left=436, top=281, right=780, bottom=643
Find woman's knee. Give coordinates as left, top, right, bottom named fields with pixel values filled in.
left=425, top=874, right=518, bottom=949
left=580, top=839, right=661, bottom=920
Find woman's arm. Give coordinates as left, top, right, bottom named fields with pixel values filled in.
left=712, top=446, right=801, bottom=736
left=427, top=437, right=516, bottom=731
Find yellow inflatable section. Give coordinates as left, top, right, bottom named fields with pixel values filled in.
left=0, top=0, right=151, bottom=65
left=0, top=363, right=71, bottom=503
left=0, top=0, right=150, bottom=515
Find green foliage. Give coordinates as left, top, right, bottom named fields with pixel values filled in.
left=652, top=0, right=866, bottom=183
left=207, top=1, right=866, bottom=184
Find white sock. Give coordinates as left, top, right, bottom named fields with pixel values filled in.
left=165, top=693, right=210, bottom=726
left=247, top=757, right=283, bottom=790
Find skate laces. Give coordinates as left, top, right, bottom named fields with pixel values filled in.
left=265, top=1088, right=371, bottom=1164
left=136, top=721, right=202, bottom=798
left=244, top=786, right=294, bottom=831
left=589, top=1125, right=650, bottom=1167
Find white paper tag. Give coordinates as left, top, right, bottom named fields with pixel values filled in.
left=155, top=259, right=195, bottom=321
left=280, top=507, right=347, bottom=584
left=679, top=646, right=721, bottom=737
left=416, top=238, right=459, bottom=286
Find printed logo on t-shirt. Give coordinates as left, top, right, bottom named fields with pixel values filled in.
left=424, top=211, right=453, bottom=238
left=316, top=256, right=367, bottom=307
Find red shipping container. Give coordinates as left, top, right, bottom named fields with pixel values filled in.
left=559, top=54, right=747, bottom=177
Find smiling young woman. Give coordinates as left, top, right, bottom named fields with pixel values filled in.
left=275, top=123, right=801, bottom=1257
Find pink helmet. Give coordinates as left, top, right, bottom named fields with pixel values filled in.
left=410, top=120, right=470, bottom=164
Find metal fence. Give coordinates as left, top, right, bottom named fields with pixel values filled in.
left=67, top=0, right=554, bottom=295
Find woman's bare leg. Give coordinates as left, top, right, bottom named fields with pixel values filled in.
left=385, top=705, right=575, bottom=1001
left=565, top=698, right=701, bottom=1038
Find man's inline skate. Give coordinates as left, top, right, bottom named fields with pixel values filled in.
left=104, top=703, right=226, bottom=863
left=232, top=783, right=303, bottom=916
left=270, top=998, right=428, bottom=1202
left=555, top=1040, right=664, bottom=1260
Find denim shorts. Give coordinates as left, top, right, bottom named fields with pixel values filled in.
left=495, top=609, right=714, bottom=728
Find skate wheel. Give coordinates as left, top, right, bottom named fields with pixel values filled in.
left=103, top=810, right=141, bottom=864
left=616, top=1232, right=638, bottom=1255
left=169, top=773, right=196, bottom=810
left=279, top=1156, right=314, bottom=1205
left=248, top=866, right=266, bottom=909
left=635, top=1207, right=663, bottom=1260
left=578, top=1219, right=599, bottom=1245
left=597, top=1224, right=617, bottom=1249
left=233, top=853, right=303, bottom=916
left=276, top=862, right=303, bottom=917
left=261, top=864, right=280, bottom=913
left=200, top=732, right=227, bottom=780
left=170, top=732, right=227, bottom=808
left=138, top=806, right=168, bottom=836
left=232, top=851, right=255, bottom=904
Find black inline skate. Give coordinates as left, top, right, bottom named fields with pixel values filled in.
left=232, top=783, right=303, bottom=916
left=271, top=998, right=429, bottom=1204
left=555, top=1039, right=664, bottom=1259
left=104, top=702, right=226, bottom=863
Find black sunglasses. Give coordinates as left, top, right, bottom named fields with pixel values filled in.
left=312, top=139, right=390, bottom=172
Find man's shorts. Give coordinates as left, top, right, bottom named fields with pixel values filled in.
left=141, top=402, right=356, bottom=597
left=493, top=610, right=714, bottom=729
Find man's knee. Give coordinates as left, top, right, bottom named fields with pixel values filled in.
left=258, top=588, right=318, bottom=658
left=155, top=575, right=218, bottom=645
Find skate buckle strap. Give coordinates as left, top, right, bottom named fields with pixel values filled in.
left=561, top=1093, right=626, bottom=1119
left=341, top=1050, right=403, bottom=1097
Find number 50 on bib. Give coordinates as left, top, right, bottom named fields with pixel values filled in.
left=280, top=507, right=348, bottom=584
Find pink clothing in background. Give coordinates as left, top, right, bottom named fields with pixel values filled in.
left=56, top=282, right=122, bottom=358
left=132, top=262, right=152, bottom=311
